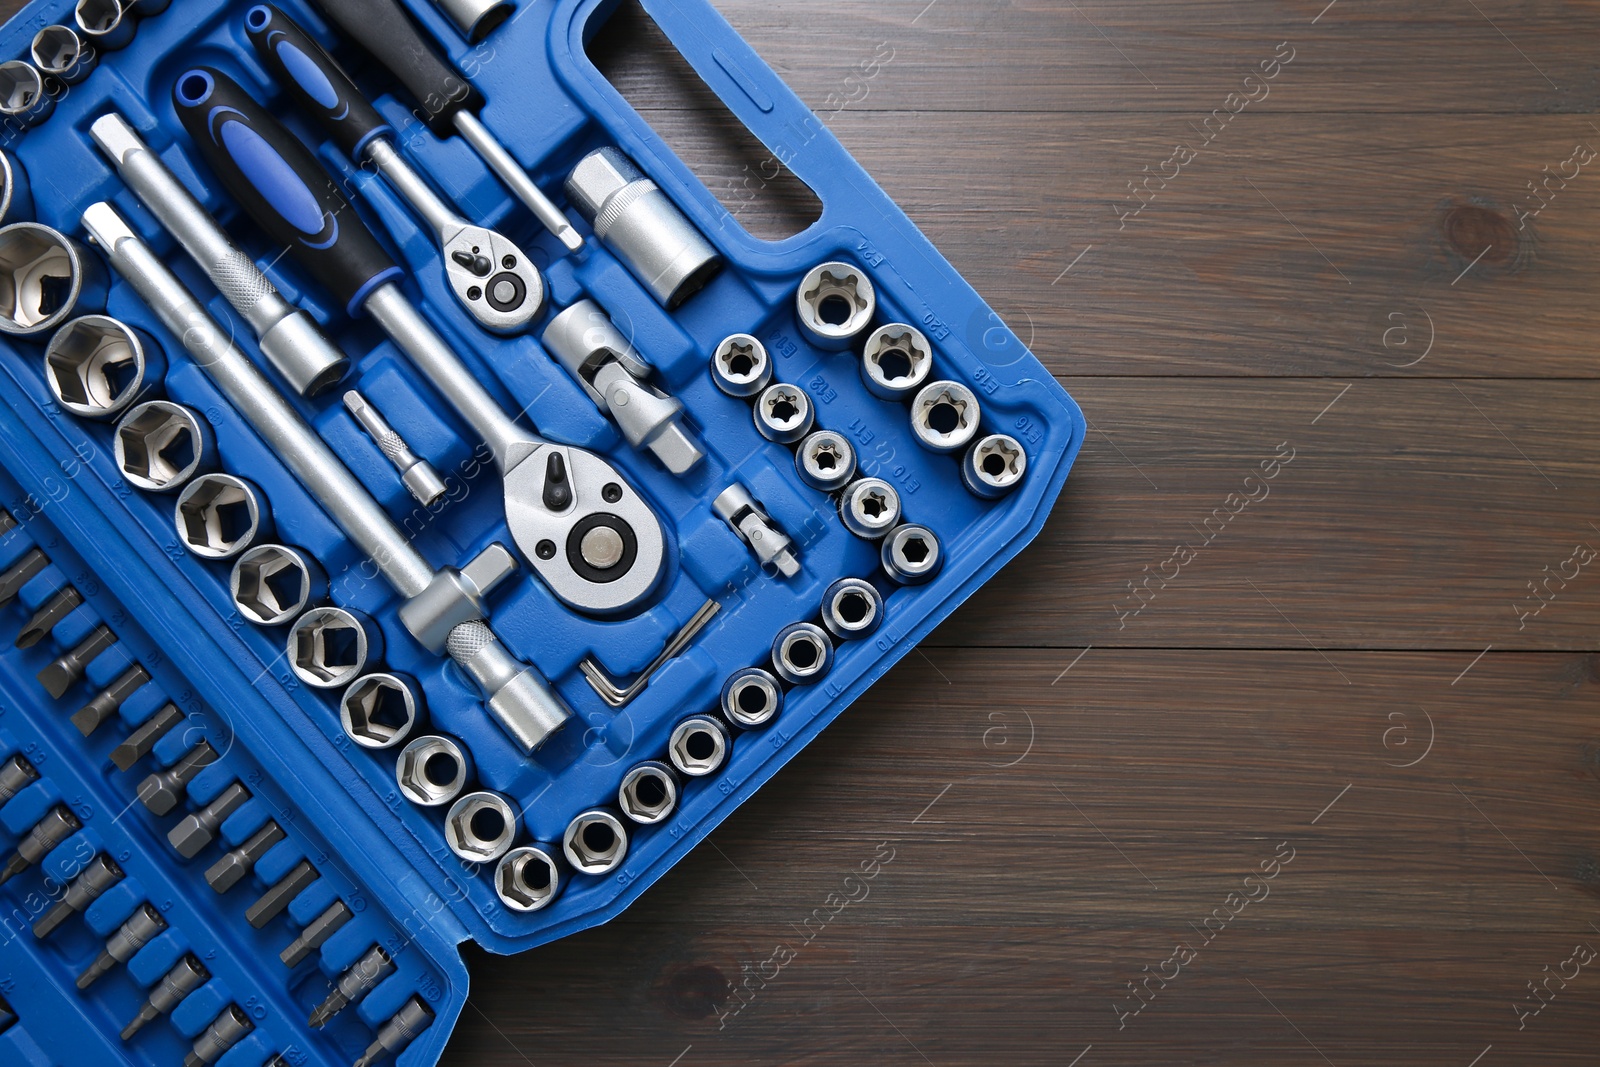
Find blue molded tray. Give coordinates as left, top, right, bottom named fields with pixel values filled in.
left=0, top=0, right=1083, bottom=1063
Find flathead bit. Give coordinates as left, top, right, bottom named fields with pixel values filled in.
left=110, top=703, right=183, bottom=772
left=37, top=623, right=116, bottom=699
left=353, top=996, right=435, bottom=1067
left=0, top=548, right=47, bottom=608
left=33, top=854, right=122, bottom=938
left=0, top=753, right=39, bottom=809
left=78, top=903, right=167, bottom=989
left=16, top=584, right=81, bottom=648
left=121, top=954, right=209, bottom=1041
left=308, top=945, right=393, bottom=1029
left=246, top=859, right=317, bottom=930
left=72, top=663, right=150, bottom=737
left=0, top=805, right=81, bottom=886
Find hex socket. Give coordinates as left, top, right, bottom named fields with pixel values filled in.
left=820, top=577, right=885, bottom=640
left=287, top=606, right=378, bottom=689
left=561, top=808, right=628, bottom=875
left=0, top=150, right=33, bottom=226
left=45, top=315, right=165, bottom=421
left=340, top=672, right=419, bottom=750
left=771, top=621, right=834, bottom=686
left=0, top=62, right=54, bottom=129
left=174, top=474, right=268, bottom=561
left=618, top=760, right=679, bottom=823
left=720, top=667, right=783, bottom=728
left=0, top=223, right=107, bottom=336
left=396, top=735, right=471, bottom=807
left=114, top=400, right=212, bottom=492
left=74, top=0, right=136, bottom=51
left=495, top=845, right=565, bottom=912
left=444, top=790, right=518, bottom=863
left=667, top=715, right=729, bottom=778
left=881, top=523, right=943, bottom=585
left=31, top=25, right=96, bottom=84
left=230, top=543, right=326, bottom=626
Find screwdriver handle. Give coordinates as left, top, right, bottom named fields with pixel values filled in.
left=313, top=0, right=483, bottom=138
left=172, top=66, right=402, bottom=317
left=244, top=4, right=392, bottom=162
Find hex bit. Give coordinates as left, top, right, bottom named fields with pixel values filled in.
left=0, top=548, right=47, bottom=607
left=206, top=820, right=283, bottom=893
left=183, top=1004, right=253, bottom=1067
left=110, top=703, right=182, bottom=771
left=168, top=783, right=250, bottom=859
left=354, top=996, right=435, bottom=1067
left=0, top=805, right=81, bottom=886
left=121, top=954, right=209, bottom=1040
left=71, top=662, right=149, bottom=736
left=15, top=584, right=80, bottom=647
left=37, top=622, right=116, bottom=699
left=280, top=900, right=352, bottom=967
left=136, top=741, right=217, bottom=816
left=308, top=945, right=393, bottom=1028
left=246, top=860, right=317, bottom=929
left=33, top=853, right=122, bottom=938
left=77, top=903, right=167, bottom=989
left=0, top=753, right=39, bottom=809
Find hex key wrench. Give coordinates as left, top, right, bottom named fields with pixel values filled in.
left=245, top=5, right=541, bottom=335
left=172, top=68, right=665, bottom=616
left=314, top=0, right=583, bottom=252
left=82, top=202, right=569, bottom=753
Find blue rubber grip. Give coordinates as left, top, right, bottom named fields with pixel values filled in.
left=172, top=66, right=402, bottom=318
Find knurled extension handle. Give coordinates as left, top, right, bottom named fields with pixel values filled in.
left=245, top=5, right=393, bottom=162
left=313, top=0, right=483, bottom=138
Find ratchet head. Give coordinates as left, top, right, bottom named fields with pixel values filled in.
left=440, top=221, right=543, bottom=334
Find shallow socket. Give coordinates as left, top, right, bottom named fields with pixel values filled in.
left=618, top=761, right=679, bottom=824
left=861, top=323, right=933, bottom=400
left=963, top=433, right=1027, bottom=499
left=668, top=715, right=729, bottom=777
left=340, top=672, right=418, bottom=751
left=396, top=735, right=471, bottom=807
left=286, top=606, right=376, bottom=689
left=174, top=473, right=266, bottom=560
left=910, top=380, right=981, bottom=454
left=46, top=315, right=162, bottom=420
left=839, top=477, right=902, bottom=540
left=563, top=809, right=628, bottom=875
left=771, top=622, right=834, bottom=686
left=795, top=430, right=857, bottom=493
left=796, top=261, right=875, bottom=350
left=496, top=845, right=564, bottom=912
left=0, top=224, right=105, bottom=336
left=720, top=667, right=782, bottom=728
left=710, top=333, right=772, bottom=397
left=230, top=543, right=324, bottom=626
left=881, top=523, right=943, bottom=585
left=821, top=577, right=884, bottom=641
left=445, top=791, right=518, bottom=863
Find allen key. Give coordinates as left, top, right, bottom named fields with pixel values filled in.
left=579, top=599, right=720, bottom=708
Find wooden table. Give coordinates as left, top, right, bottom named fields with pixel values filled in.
left=444, top=3, right=1600, bottom=1065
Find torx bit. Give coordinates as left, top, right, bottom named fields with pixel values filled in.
left=0, top=548, right=47, bottom=607
left=354, top=996, right=435, bottom=1067
left=308, top=945, right=393, bottom=1029
left=280, top=900, right=352, bottom=967
left=34, top=853, right=122, bottom=938
left=136, top=741, right=217, bottom=816
left=16, top=584, right=81, bottom=648
left=0, top=753, right=39, bottom=809
left=246, top=859, right=317, bottom=929
left=168, top=782, right=250, bottom=859
left=183, top=1004, right=253, bottom=1067
left=37, top=622, right=116, bottom=699
left=206, top=820, right=283, bottom=893
left=121, top=954, right=209, bottom=1041
left=0, top=805, right=81, bottom=886
left=77, top=903, right=167, bottom=989
left=71, top=662, right=149, bottom=736
left=110, top=703, right=182, bottom=772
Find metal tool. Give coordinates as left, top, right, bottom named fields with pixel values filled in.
left=0, top=151, right=32, bottom=226
left=206, top=820, right=284, bottom=892
left=0, top=508, right=14, bottom=536
left=85, top=203, right=572, bottom=752
left=910, top=380, right=981, bottom=454
left=710, top=333, right=772, bottom=397
left=136, top=740, right=217, bottom=815
left=396, top=735, right=470, bottom=807
left=281, top=900, right=352, bottom=967
left=0, top=222, right=106, bottom=337
left=246, top=6, right=544, bottom=334
left=169, top=782, right=251, bottom=858
left=18, top=584, right=82, bottom=648
left=34, top=854, right=122, bottom=938
left=355, top=996, right=435, bottom=1067
left=121, top=955, right=209, bottom=1040
left=797, top=261, right=875, bottom=350
left=771, top=621, right=833, bottom=685
left=494, top=845, right=563, bottom=913
left=110, top=703, right=182, bottom=771
left=246, top=859, right=318, bottom=929
left=444, top=791, right=517, bottom=863
left=309, top=944, right=393, bottom=1028
left=821, top=577, right=884, bottom=640
left=72, top=662, right=150, bottom=736
left=713, top=484, right=800, bottom=578
left=341, top=672, right=418, bottom=749
left=0, top=753, right=39, bottom=809
left=77, top=904, right=166, bottom=989
left=839, top=477, right=901, bottom=540
left=562, top=809, right=627, bottom=875
left=344, top=391, right=447, bottom=507
left=796, top=429, right=857, bottom=492
left=0, top=62, right=54, bottom=128
left=231, top=544, right=326, bottom=626
left=176, top=475, right=269, bottom=561
left=38, top=622, right=115, bottom=698
left=542, top=299, right=705, bottom=474
left=881, top=523, right=942, bottom=584
left=310, top=0, right=583, bottom=251
left=0, top=548, right=47, bottom=607
left=719, top=667, right=782, bottom=728
left=861, top=323, right=933, bottom=400
left=667, top=715, right=728, bottom=778
left=754, top=381, right=814, bottom=444
left=0, top=806, right=81, bottom=886
left=619, top=761, right=678, bottom=824
left=170, top=73, right=666, bottom=616
left=430, top=0, right=512, bottom=42
left=963, top=433, right=1027, bottom=498
left=578, top=598, right=719, bottom=707
left=184, top=1005, right=253, bottom=1067
left=566, top=147, right=722, bottom=308
left=74, top=0, right=135, bottom=51
left=114, top=400, right=212, bottom=492
left=288, top=606, right=378, bottom=689
left=31, top=25, right=95, bottom=85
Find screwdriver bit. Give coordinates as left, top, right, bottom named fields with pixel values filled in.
left=0, top=508, right=15, bottom=537
left=206, top=820, right=284, bottom=893
left=169, top=783, right=250, bottom=859
left=110, top=703, right=182, bottom=772
left=247, top=859, right=317, bottom=929
left=34, top=854, right=123, bottom=938
left=0, top=548, right=47, bottom=608
left=121, top=954, right=209, bottom=1040
left=0, top=753, right=39, bottom=809
left=37, top=622, right=116, bottom=699
left=72, top=663, right=150, bottom=737
left=15, top=584, right=81, bottom=648
left=281, top=900, right=352, bottom=967
left=77, top=903, right=167, bottom=989
left=136, top=741, right=217, bottom=816
left=354, top=996, right=435, bottom=1067
left=308, top=945, right=393, bottom=1029
left=0, top=805, right=81, bottom=886
left=183, top=1004, right=253, bottom=1067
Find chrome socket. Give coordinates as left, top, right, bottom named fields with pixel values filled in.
left=0, top=223, right=107, bottom=337
left=795, top=429, right=857, bottom=493
left=31, top=26, right=95, bottom=85
left=796, top=261, right=875, bottom=351
left=910, top=380, right=981, bottom=454
left=881, top=523, right=943, bottom=585
left=287, top=606, right=379, bottom=689
left=963, top=433, right=1027, bottom=499
left=839, top=477, right=901, bottom=540
left=431, top=0, right=515, bottom=42
left=562, top=808, right=628, bottom=875
left=0, top=62, right=54, bottom=129
left=668, top=715, right=729, bottom=778
left=114, top=401, right=210, bottom=492
left=45, top=315, right=164, bottom=420
left=618, top=761, right=679, bottom=824
left=710, top=333, right=772, bottom=398
left=754, top=382, right=814, bottom=444
left=230, top=544, right=325, bottom=626
left=861, top=323, right=933, bottom=400
left=396, top=735, right=470, bottom=807
left=0, top=151, right=32, bottom=227
left=340, top=672, right=419, bottom=751
left=713, top=483, right=800, bottom=578
left=445, top=791, right=518, bottom=863
left=720, top=667, right=782, bottom=729
left=174, top=473, right=267, bottom=561
left=820, top=577, right=884, bottom=641
left=74, top=0, right=135, bottom=51
left=495, top=845, right=564, bottom=912
left=772, top=621, right=834, bottom=686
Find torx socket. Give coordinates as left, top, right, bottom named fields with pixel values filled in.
left=0, top=548, right=47, bottom=608
left=308, top=944, right=393, bottom=1028
left=0, top=806, right=81, bottom=886
left=754, top=382, right=814, bottom=444
left=184, top=1004, right=253, bottom=1067
left=909, top=380, right=981, bottom=455
left=136, top=741, right=217, bottom=816
left=280, top=900, right=352, bottom=968
left=16, top=584, right=82, bottom=648
left=246, top=859, right=317, bottom=929
left=121, top=955, right=209, bottom=1041
left=168, top=782, right=250, bottom=859
left=0, top=753, right=39, bottom=809
left=860, top=323, right=933, bottom=400
left=795, top=429, right=858, bottom=493
left=72, top=663, right=149, bottom=737
left=354, top=996, right=435, bottom=1067
left=796, top=261, right=875, bottom=351
left=963, top=433, right=1028, bottom=499
left=110, top=703, right=181, bottom=771
left=78, top=903, right=166, bottom=989
left=710, top=333, right=772, bottom=398
left=839, top=478, right=902, bottom=540
left=37, top=622, right=116, bottom=699
left=34, top=854, right=122, bottom=938
left=206, top=820, right=284, bottom=893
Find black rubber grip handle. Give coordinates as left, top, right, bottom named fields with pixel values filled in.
left=244, top=4, right=392, bottom=162
left=173, top=66, right=403, bottom=317
left=313, top=0, right=483, bottom=138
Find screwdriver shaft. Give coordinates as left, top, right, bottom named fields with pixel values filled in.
left=453, top=111, right=582, bottom=252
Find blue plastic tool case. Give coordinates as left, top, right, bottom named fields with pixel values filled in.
left=0, top=0, right=1083, bottom=1063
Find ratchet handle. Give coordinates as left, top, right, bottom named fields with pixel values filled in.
left=173, top=66, right=402, bottom=317
left=312, top=0, right=483, bottom=138
left=244, top=4, right=392, bottom=162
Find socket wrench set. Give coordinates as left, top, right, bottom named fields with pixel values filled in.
left=0, top=0, right=1082, bottom=1062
